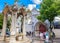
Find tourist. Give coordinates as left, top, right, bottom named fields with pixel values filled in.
left=39, top=22, right=46, bottom=42
left=44, top=29, right=49, bottom=43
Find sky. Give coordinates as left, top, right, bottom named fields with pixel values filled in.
left=0, top=0, right=42, bottom=12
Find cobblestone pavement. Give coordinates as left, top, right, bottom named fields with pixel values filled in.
left=0, top=36, right=60, bottom=43
left=0, top=29, right=60, bottom=43
left=27, top=35, right=60, bottom=43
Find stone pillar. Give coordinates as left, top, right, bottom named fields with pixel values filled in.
left=9, top=13, right=17, bottom=43
left=15, top=13, right=18, bottom=36
left=23, top=16, right=26, bottom=38
left=1, top=14, right=7, bottom=40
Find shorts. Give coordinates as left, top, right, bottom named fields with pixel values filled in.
left=40, top=33, right=44, bottom=39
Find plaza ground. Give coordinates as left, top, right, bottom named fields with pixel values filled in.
left=0, top=29, right=60, bottom=43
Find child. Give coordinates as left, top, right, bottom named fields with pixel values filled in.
left=44, top=29, right=49, bottom=43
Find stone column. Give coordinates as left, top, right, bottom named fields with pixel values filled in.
left=9, top=13, right=17, bottom=43
left=1, top=14, right=7, bottom=40
left=15, top=13, right=18, bottom=36
left=23, top=16, right=26, bottom=38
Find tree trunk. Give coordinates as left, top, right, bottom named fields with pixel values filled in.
left=50, top=21, right=52, bottom=31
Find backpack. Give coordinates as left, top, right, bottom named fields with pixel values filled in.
left=50, top=31, right=55, bottom=39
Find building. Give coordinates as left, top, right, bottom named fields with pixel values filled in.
left=16, top=8, right=40, bottom=36
left=25, top=8, right=40, bottom=36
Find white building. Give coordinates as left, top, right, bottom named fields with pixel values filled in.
left=16, top=8, right=40, bottom=34
left=25, top=8, right=40, bottom=34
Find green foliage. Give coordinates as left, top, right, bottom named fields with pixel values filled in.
left=0, top=13, right=11, bottom=29
left=37, top=0, right=60, bottom=22
left=7, top=19, right=11, bottom=28
left=0, top=13, right=3, bottom=29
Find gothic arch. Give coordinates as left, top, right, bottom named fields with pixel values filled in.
left=34, top=22, right=41, bottom=37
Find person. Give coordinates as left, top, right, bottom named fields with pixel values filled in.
left=39, top=22, right=46, bottom=40
left=50, top=29, right=55, bottom=39
left=44, top=29, right=49, bottom=43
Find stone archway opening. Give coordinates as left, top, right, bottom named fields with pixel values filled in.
left=34, top=22, right=41, bottom=37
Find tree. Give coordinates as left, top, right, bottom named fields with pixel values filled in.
left=7, top=18, right=11, bottom=28
left=37, top=0, right=60, bottom=28
left=0, top=13, right=11, bottom=29
left=0, top=13, right=3, bottom=29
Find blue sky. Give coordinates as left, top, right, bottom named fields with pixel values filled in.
left=0, top=0, right=42, bottom=12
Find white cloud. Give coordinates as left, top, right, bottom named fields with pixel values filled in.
left=28, top=4, right=36, bottom=10
left=32, top=0, right=42, bottom=4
